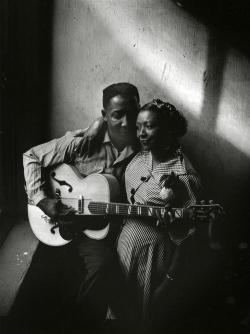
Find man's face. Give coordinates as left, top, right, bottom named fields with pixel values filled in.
left=102, top=94, right=139, bottom=146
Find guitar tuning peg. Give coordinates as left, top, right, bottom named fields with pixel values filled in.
left=209, top=200, right=214, bottom=204
left=200, top=200, right=206, bottom=205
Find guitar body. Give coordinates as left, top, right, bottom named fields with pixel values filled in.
left=28, top=164, right=120, bottom=246
left=28, top=164, right=224, bottom=247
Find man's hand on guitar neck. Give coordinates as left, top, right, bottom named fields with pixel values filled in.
left=37, top=198, right=75, bottom=220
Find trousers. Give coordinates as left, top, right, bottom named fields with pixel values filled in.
left=62, top=232, right=132, bottom=331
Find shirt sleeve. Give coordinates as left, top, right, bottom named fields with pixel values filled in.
left=65, top=128, right=88, bottom=137
left=174, top=151, right=202, bottom=207
left=23, top=133, right=84, bottom=205
left=169, top=155, right=202, bottom=245
left=178, top=173, right=202, bottom=207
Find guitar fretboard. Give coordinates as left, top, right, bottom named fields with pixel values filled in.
left=88, top=201, right=183, bottom=219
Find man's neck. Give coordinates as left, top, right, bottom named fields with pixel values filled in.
left=108, top=130, right=135, bottom=152
left=110, top=136, right=128, bottom=152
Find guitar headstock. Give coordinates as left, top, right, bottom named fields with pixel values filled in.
left=185, top=201, right=225, bottom=223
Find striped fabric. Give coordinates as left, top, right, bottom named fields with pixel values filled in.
left=125, top=149, right=201, bottom=209
left=118, top=219, right=174, bottom=321
left=117, top=148, right=201, bottom=321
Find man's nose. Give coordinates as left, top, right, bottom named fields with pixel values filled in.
left=121, top=115, right=128, bottom=127
left=138, top=127, right=146, bottom=137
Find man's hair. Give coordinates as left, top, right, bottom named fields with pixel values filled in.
left=103, top=82, right=140, bottom=109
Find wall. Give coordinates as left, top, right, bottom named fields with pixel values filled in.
left=49, top=0, right=250, bottom=222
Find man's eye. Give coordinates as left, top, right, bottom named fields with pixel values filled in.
left=112, top=112, right=122, bottom=119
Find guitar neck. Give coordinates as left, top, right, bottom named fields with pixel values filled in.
left=87, top=201, right=184, bottom=219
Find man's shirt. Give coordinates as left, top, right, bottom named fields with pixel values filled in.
left=23, top=128, right=136, bottom=205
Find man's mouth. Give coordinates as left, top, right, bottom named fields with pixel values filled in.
left=119, top=129, right=130, bottom=136
left=140, top=139, right=149, bottom=145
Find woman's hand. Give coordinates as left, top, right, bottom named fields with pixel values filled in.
left=156, top=204, right=175, bottom=228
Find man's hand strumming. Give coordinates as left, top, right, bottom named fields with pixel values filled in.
left=37, top=198, right=75, bottom=219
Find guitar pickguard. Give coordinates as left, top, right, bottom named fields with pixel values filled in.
left=28, top=164, right=120, bottom=246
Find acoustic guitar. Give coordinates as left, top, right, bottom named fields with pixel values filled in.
left=27, top=164, right=224, bottom=246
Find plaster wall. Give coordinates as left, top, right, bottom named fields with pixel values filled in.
left=49, top=0, right=250, bottom=214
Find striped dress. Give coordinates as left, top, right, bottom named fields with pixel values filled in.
left=117, top=148, right=201, bottom=322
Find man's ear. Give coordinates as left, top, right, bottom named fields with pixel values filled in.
left=102, top=109, right=107, bottom=121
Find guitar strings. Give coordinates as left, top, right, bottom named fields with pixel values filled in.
left=88, top=202, right=163, bottom=217
left=56, top=197, right=221, bottom=219
left=58, top=197, right=164, bottom=211
left=57, top=197, right=162, bottom=217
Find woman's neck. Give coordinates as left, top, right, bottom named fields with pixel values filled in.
left=151, top=146, right=174, bottom=168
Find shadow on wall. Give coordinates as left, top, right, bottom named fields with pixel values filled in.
left=173, top=0, right=250, bottom=57
left=183, top=32, right=250, bottom=213
left=183, top=32, right=250, bottom=224
left=12, top=1, right=55, bottom=217
left=166, top=1, right=250, bottom=223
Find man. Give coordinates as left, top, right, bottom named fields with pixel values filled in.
left=23, top=82, right=140, bottom=332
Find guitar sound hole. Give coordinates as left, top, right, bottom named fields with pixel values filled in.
left=51, top=172, right=73, bottom=192
left=50, top=224, right=59, bottom=234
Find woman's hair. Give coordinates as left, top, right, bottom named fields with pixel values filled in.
left=140, top=99, right=187, bottom=138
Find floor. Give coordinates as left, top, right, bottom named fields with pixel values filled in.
left=0, top=220, right=38, bottom=316
left=0, top=220, right=249, bottom=334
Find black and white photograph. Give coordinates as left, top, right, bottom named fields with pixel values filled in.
left=0, top=1, right=250, bottom=333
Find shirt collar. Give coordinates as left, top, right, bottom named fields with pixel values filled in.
left=103, top=130, right=136, bottom=162
left=103, top=130, right=111, bottom=144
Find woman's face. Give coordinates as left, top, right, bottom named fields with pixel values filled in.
left=136, top=110, right=165, bottom=151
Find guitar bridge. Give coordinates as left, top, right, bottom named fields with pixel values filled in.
left=78, top=195, right=84, bottom=214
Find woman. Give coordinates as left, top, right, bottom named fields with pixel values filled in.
left=117, top=99, right=202, bottom=331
